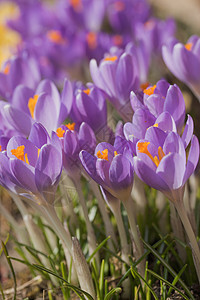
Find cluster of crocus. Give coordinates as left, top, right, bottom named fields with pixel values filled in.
left=0, top=0, right=200, bottom=298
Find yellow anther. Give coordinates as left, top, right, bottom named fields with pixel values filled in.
left=47, top=30, right=65, bottom=44
left=185, top=43, right=193, bottom=51
left=143, top=85, right=156, bottom=96
left=83, top=89, right=90, bottom=95
left=66, top=122, right=75, bottom=131
left=86, top=32, right=97, bottom=49
left=56, top=127, right=65, bottom=138
left=96, top=149, right=109, bottom=161
left=104, top=56, right=118, bottom=62
left=28, top=94, right=39, bottom=118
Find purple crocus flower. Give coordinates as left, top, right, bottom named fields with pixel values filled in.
left=130, top=79, right=185, bottom=133
left=2, top=78, right=73, bottom=136
left=0, top=52, right=41, bottom=100
left=162, top=35, right=200, bottom=101
left=80, top=139, right=134, bottom=201
left=55, top=122, right=96, bottom=179
left=0, top=128, right=62, bottom=204
left=133, top=125, right=199, bottom=202
left=90, top=47, right=139, bottom=121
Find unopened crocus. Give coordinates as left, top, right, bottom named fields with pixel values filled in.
left=2, top=78, right=73, bottom=136
left=162, top=35, right=200, bottom=101
left=133, top=125, right=200, bottom=281
left=130, top=79, right=185, bottom=133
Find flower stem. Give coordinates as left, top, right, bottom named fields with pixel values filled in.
left=174, top=200, right=200, bottom=283
left=72, top=178, right=100, bottom=266
left=90, top=181, right=117, bottom=251
left=110, top=201, right=130, bottom=265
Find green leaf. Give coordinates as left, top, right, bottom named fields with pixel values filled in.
left=99, top=259, right=105, bottom=300
left=0, top=234, right=9, bottom=256
left=0, top=281, right=5, bottom=300
left=143, top=239, right=194, bottom=300
left=1, top=241, right=17, bottom=300
left=131, top=267, right=159, bottom=300
left=104, top=288, right=122, bottom=300
left=147, top=269, right=189, bottom=300
left=167, top=264, right=188, bottom=297
left=87, top=236, right=110, bottom=263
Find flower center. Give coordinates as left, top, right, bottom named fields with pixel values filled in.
left=70, top=0, right=82, bottom=12
left=104, top=56, right=118, bottom=62
left=113, top=35, right=123, bottom=46
left=86, top=32, right=97, bottom=49
left=185, top=43, right=193, bottom=51
left=0, top=145, right=2, bottom=152
left=47, top=30, right=65, bottom=44
left=3, top=63, right=10, bottom=74
left=83, top=88, right=90, bottom=95
left=140, top=81, right=150, bottom=91
left=28, top=94, right=39, bottom=118
left=137, top=142, right=165, bottom=167
left=143, top=85, right=156, bottom=96
left=96, top=149, right=109, bottom=161
left=11, top=145, right=29, bottom=164
left=114, top=1, right=125, bottom=11
left=56, top=127, right=65, bottom=138
left=66, top=122, right=75, bottom=131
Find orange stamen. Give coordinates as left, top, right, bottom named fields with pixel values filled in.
left=138, top=142, right=165, bottom=167
left=114, top=1, right=125, bottom=11
left=143, top=85, right=156, bottom=96
left=70, top=0, right=82, bottom=12
left=104, top=56, right=118, bottom=62
left=114, top=151, right=118, bottom=157
left=56, top=127, right=65, bottom=138
left=47, top=30, right=65, bottom=44
left=28, top=94, right=39, bottom=119
left=11, top=145, right=29, bottom=164
left=185, top=43, right=193, bottom=51
left=83, top=88, right=90, bottom=95
left=3, top=63, right=10, bottom=75
left=140, top=81, right=150, bottom=91
left=66, top=122, right=75, bottom=131
left=0, top=145, right=2, bottom=151
left=86, top=32, right=97, bottom=49
left=113, top=35, right=123, bottom=46
left=144, top=20, right=154, bottom=30
left=96, top=149, right=109, bottom=161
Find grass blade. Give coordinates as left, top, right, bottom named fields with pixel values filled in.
left=143, top=239, right=194, bottom=300
left=87, top=236, right=110, bottom=263
left=131, top=267, right=159, bottom=300
left=1, top=241, right=17, bottom=300
left=104, top=287, right=122, bottom=300
left=148, top=269, right=189, bottom=300
left=167, top=264, right=188, bottom=297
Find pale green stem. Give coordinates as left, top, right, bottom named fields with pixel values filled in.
left=72, top=179, right=100, bottom=266
left=174, top=200, right=200, bottom=283
left=90, top=181, right=117, bottom=251
left=110, top=201, right=129, bottom=265
left=169, top=202, right=186, bottom=262
left=123, top=197, right=143, bottom=258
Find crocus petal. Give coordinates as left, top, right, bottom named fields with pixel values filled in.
left=144, top=94, right=164, bottom=117
left=11, top=85, right=34, bottom=115
left=181, top=114, right=194, bottom=148
left=3, top=104, right=33, bottom=136
left=58, top=79, right=73, bottom=125
left=133, top=156, right=169, bottom=190
left=35, top=144, right=62, bottom=190
left=99, top=59, right=118, bottom=99
left=109, top=154, right=133, bottom=200
left=130, top=91, right=144, bottom=112
left=78, top=122, right=96, bottom=153
left=145, top=126, right=167, bottom=149
left=183, top=135, right=199, bottom=185
left=155, top=111, right=177, bottom=132
left=90, top=59, right=106, bottom=92
left=96, top=158, right=111, bottom=187
left=29, top=122, right=50, bottom=149
left=163, top=131, right=186, bottom=161
left=80, top=150, right=102, bottom=184
left=131, top=108, right=156, bottom=138
left=9, top=158, right=38, bottom=194
left=7, top=136, right=39, bottom=167
left=95, top=142, right=115, bottom=161
left=34, top=93, right=58, bottom=132
left=156, top=153, right=185, bottom=190
left=164, top=84, right=185, bottom=132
